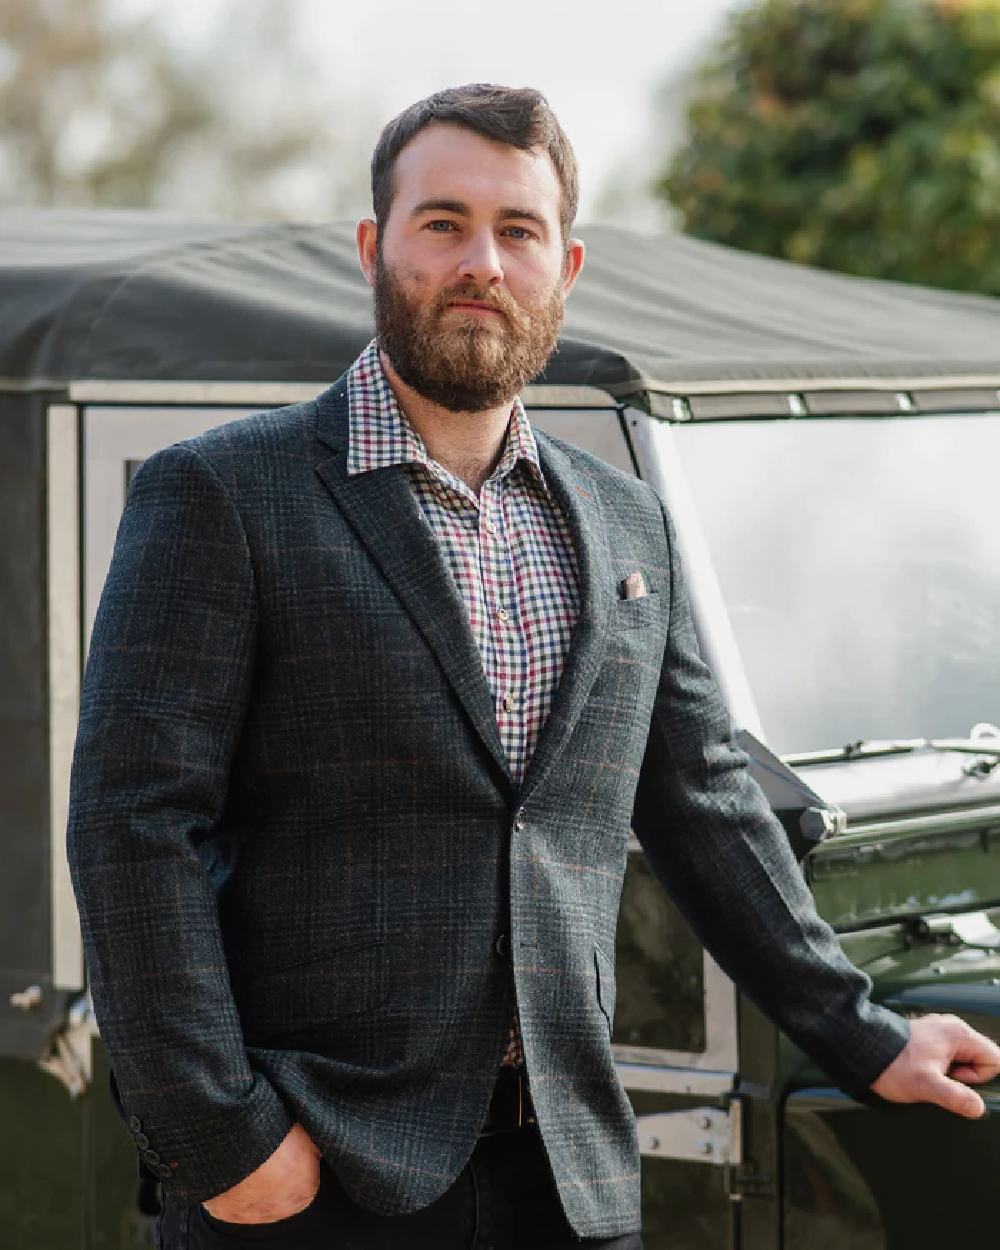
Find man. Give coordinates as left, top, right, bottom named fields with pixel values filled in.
left=68, top=84, right=1000, bottom=1250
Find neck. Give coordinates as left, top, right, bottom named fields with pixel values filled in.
left=379, top=349, right=513, bottom=495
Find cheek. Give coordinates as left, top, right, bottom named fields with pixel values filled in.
left=513, top=269, right=564, bottom=311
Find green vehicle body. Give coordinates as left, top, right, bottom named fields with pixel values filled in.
left=3, top=211, right=1000, bottom=1248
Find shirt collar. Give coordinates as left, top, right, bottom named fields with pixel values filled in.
left=346, top=339, right=545, bottom=489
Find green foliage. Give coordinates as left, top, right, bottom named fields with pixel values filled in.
left=660, top=0, right=1000, bottom=294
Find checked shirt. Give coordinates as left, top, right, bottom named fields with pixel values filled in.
left=346, top=340, right=580, bottom=1067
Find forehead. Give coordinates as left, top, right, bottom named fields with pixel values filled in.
left=390, top=122, right=562, bottom=223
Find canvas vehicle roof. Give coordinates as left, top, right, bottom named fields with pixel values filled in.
left=4, top=208, right=1000, bottom=399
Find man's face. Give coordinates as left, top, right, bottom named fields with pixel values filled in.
left=359, top=122, right=584, bottom=413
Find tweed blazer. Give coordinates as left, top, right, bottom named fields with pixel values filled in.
left=67, top=376, right=909, bottom=1238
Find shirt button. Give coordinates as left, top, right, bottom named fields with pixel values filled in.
left=495, top=933, right=510, bottom=959
left=514, top=808, right=527, bottom=832
left=156, top=1163, right=174, bottom=1181
left=485, top=518, right=498, bottom=537
left=143, top=1149, right=161, bottom=1167
left=134, top=1132, right=150, bottom=1151
left=128, top=1115, right=142, bottom=1134
left=501, top=693, right=516, bottom=713
left=497, top=607, right=510, bottom=623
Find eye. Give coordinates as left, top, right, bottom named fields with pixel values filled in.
left=504, top=225, right=536, bottom=241
left=425, top=219, right=458, bottom=233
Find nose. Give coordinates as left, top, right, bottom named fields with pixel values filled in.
left=457, top=229, right=504, bottom=287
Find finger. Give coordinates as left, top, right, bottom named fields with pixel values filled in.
left=949, top=1060, right=1000, bottom=1084
left=949, top=1025, right=1000, bottom=1067
left=921, top=1069, right=986, bottom=1118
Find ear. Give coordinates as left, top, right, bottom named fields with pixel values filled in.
left=356, top=218, right=378, bottom=287
left=561, top=238, right=585, bottom=297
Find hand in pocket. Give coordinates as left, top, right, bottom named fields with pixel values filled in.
left=201, top=1124, right=321, bottom=1224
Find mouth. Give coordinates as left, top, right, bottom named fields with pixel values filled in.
left=447, top=301, right=504, bottom=317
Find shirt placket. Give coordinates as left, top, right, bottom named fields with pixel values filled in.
left=479, top=474, right=527, bottom=783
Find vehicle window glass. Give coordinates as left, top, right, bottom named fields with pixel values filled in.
left=673, top=412, right=1000, bottom=755
left=528, top=409, right=634, bottom=475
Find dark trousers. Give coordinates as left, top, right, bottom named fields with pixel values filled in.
left=154, top=1125, right=643, bottom=1250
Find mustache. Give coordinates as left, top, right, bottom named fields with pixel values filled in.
left=434, top=284, right=520, bottom=320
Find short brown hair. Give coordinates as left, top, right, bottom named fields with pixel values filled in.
left=371, top=83, right=579, bottom=240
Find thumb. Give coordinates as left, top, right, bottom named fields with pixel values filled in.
left=922, top=1069, right=986, bottom=1119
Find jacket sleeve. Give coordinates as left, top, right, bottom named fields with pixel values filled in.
left=67, top=442, right=293, bottom=1206
left=630, top=497, right=909, bottom=1098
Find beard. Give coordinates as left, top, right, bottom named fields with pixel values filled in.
left=373, top=249, right=565, bottom=413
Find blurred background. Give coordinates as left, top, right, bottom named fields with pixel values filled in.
left=4, top=0, right=1000, bottom=291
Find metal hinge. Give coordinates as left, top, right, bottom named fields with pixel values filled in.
left=635, top=1101, right=742, bottom=1166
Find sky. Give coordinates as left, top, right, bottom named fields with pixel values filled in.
left=114, top=0, right=740, bottom=225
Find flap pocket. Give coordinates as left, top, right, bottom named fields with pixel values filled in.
left=238, top=939, right=386, bottom=1032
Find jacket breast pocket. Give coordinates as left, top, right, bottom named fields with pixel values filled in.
left=609, top=591, right=661, bottom=630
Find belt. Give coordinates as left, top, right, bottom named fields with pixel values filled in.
left=479, top=1065, right=538, bottom=1135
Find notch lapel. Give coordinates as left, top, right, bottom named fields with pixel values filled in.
left=312, top=382, right=514, bottom=791
left=518, top=432, right=614, bottom=802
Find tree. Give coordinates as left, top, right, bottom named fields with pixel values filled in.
left=0, top=0, right=375, bottom=218
left=658, top=0, right=1000, bottom=294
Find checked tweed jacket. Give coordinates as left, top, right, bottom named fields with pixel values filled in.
left=67, top=375, right=909, bottom=1239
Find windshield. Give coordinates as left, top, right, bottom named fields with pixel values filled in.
left=673, top=411, right=1000, bottom=756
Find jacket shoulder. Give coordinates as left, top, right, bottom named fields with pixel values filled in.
left=178, top=397, right=319, bottom=463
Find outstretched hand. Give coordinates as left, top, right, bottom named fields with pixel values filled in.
left=871, top=1013, right=1000, bottom=1118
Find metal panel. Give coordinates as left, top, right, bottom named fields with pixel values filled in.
left=688, top=393, right=798, bottom=420
left=0, top=391, right=68, bottom=1058
left=635, top=371, right=1000, bottom=397
left=909, top=389, right=1000, bottom=413
left=803, top=390, right=908, bottom=415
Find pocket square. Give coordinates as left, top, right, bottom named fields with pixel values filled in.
left=619, top=571, right=648, bottom=600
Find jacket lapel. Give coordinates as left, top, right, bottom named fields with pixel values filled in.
left=517, top=431, right=614, bottom=801
left=313, top=381, right=515, bottom=790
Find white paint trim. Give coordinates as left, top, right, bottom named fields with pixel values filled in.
left=615, top=1063, right=736, bottom=1097
left=47, top=405, right=84, bottom=991
left=72, top=380, right=326, bottom=405
left=68, top=379, right=615, bottom=408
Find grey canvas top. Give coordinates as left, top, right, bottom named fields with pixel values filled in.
left=4, top=208, right=1000, bottom=397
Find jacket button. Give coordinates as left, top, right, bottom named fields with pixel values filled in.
left=134, top=1132, right=149, bottom=1151
left=495, top=933, right=510, bottom=959
left=513, top=808, right=526, bottom=832
left=143, top=1149, right=161, bottom=1167
left=156, top=1163, right=173, bottom=1181
left=128, top=1115, right=142, bottom=1134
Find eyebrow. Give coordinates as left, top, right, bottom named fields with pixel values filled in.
left=409, top=198, right=549, bottom=232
